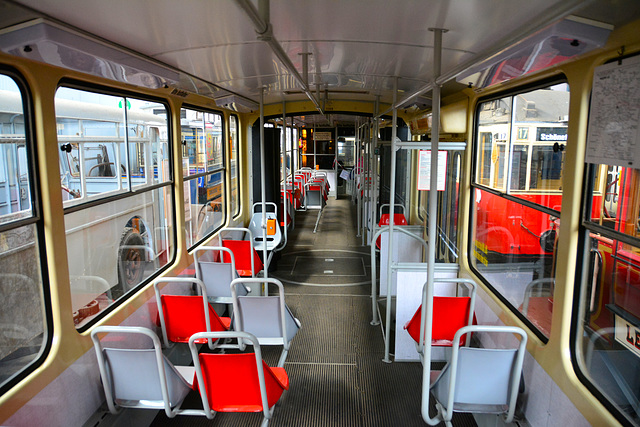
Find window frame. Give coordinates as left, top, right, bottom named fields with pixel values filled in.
left=0, top=67, right=53, bottom=397
left=55, top=80, right=176, bottom=332
left=181, top=104, right=227, bottom=250
left=468, top=76, right=570, bottom=343
left=229, top=113, right=241, bottom=219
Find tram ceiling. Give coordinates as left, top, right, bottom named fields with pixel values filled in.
left=3, top=0, right=640, bottom=119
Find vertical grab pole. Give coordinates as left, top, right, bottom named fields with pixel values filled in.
left=361, top=122, right=367, bottom=246
left=260, top=87, right=268, bottom=283
left=383, top=77, right=398, bottom=363
left=281, top=100, right=288, bottom=247
left=368, top=119, right=375, bottom=245
left=372, top=96, right=379, bottom=228
left=356, top=119, right=361, bottom=237
left=421, top=28, right=446, bottom=426
left=370, top=97, right=380, bottom=325
left=289, top=122, right=295, bottom=229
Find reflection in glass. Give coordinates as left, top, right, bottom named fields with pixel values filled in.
left=578, top=233, right=640, bottom=425
left=56, top=89, right=169, bottom=204
left=181, top=108, right=226, bottom=249
left=475, top=85, right=569, bottom=212
left=66, top=186, right=174, bottom=327
left=472, top=188, right=558, bottom=336
left=230, top=115, right=239, bottom=217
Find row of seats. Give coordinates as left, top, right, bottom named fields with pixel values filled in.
left=285, top=168, right=329, bottom=233
left=372, top=209, right=527, bottom=424
left=285, top=168, right=329, bottom=211
left=92, top=326, right=289, bottom=424
left=92, top=251, right=299, bottom=425
left=402, top=278, right=527, bottom=425
left=153, top=277, right=300, bottom=367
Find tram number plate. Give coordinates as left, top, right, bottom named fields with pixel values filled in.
left=614, top=315, right=640, bottom=357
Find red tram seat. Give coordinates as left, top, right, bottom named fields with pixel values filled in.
left=93, top=327, right=289, bottom=422
left=404, top=296, right=474, bottom=347
left=153, top=277, right=231, bottom=350
left=375, top=213, right=408, bottom=248
left=189, top=331, right=289, bottom=425
left=222, top=239, right=263, bottom=277
left=160, top=295, right=231, bottom=343
left=195, top=353, right=288, bottom=412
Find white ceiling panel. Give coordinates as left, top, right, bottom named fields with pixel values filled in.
left=6, top=0, right=640, bottom=114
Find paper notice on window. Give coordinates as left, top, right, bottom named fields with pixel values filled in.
left=586, top=55, right=640, bottom=167
left=417, top=150, right=447, bottom=191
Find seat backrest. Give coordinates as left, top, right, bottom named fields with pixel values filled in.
left=236, top=296, right=299, bottom=343
left=188, top=331, right=289, bottom=417
left=378, top=213, right=408, bottom=227
left=222, top=239, right=263, bottom=277
left=197, top=260, right=239, bottom=297
left=153, top=277, right=230, bottom=349
left=231, top=278, right=300, bottom=344
left=432, top=347, right=518, bottom=407
left=194, top=246, right=242, bottom=298
left=248, top=210, right=282, bottom=250
left=161, top=294, right=228, bottom=343
left=430, top=325, right=527, bottom=423
left=91, top=326, right=192, bottom=417
left=375, top=214, right=409, bottom=248
left=405, top=297, right=472, bottom=345
left=104, top=348, right=191, bottom=406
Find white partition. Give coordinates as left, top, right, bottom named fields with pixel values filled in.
left=379, top=225, right=424, bottom=296
left=317, top=169, right=336, bottom=198
left=394, top=264, right=459, bottom=361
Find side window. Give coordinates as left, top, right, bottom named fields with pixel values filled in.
left=0, top=73, right=49, bottom=394
left=230, top=115, right=240, bottom=218
left=470, top=82, right=570, bottom=339
left=574, top=55, right=640, bottom=425
left=55, top=87, right=174, bottom=329
left=181, top=107, right=226, bottom=248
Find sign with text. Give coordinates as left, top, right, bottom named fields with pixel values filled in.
left=314, top=131, right=332, bottom=141
left=417, top=150, right=447, bottom=191
left=615, top=315, right=640, bottom=358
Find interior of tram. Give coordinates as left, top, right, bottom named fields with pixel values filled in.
left=2, top=0, right=640, bottom=426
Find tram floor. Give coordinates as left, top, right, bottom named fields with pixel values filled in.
left=146, top=197, right=477, bottom=427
